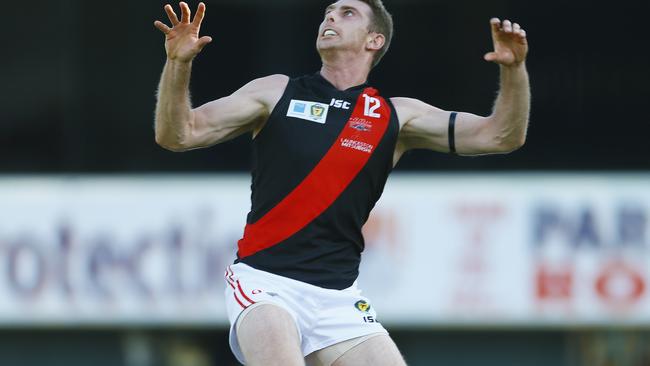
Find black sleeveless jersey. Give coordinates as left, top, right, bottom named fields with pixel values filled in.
left=235, top=72, right=400, bottom=289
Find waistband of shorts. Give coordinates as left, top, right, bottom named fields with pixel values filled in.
left=229, top=262, right=359, bottom=294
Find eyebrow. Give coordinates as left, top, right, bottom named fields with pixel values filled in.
left=324, top=4, right=360, bottom=14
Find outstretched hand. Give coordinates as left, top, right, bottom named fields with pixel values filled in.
left=484, top=18, right=528, bottom=67
left=154, top=2, right=212, bottom=62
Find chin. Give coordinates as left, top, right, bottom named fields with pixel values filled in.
left=316, top=43, right=335, bottom=54
left=317, top=37, right=344, bottom=50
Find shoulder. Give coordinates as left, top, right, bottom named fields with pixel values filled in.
left=390, top=97, right=444, bottom=115
left=237, top=74, right=290, bottom=109
left=242, top=74, right=290, bottom=94
left=256, top=74, right=290, bottom=86
left=390, top=97, right=445, bottom=128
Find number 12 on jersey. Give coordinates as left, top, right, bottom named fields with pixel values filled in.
left=362, top=94, right=381, bottom=118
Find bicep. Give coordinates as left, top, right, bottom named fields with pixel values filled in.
left=397, top=98, right=492, bottom=155
left=190, top=92, right=266, bottom=148
left=183, top=75, right=287, bottom=150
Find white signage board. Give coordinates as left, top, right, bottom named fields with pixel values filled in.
left=0, top=175, right=648, bottom=327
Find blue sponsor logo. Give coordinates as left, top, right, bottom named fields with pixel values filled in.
left=294, top=103, right=306, bottom=114
left=351, top=123, right=370, bottom=132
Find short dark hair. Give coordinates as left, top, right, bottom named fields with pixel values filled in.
left=359, top=0, right=394, bottom=67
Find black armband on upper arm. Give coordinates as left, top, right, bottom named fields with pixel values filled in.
left=448, top=112, right=457, bottom=155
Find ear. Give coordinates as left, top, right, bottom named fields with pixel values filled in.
left=366, top=32, right=386, bottom=51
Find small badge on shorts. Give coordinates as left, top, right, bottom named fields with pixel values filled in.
left=354, top=300, right=371, bottom=313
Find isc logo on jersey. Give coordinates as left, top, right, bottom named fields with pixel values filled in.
left=287, top=100, right=330, bottom=124
left=330, top=99, right=351, bottom=109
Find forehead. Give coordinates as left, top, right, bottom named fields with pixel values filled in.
left=325, top=0, right=372, bottom=16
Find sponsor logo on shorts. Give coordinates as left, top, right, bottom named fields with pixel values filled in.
left=341, top=138, right=373, bottom=153
left=287, top=99, right=330, bottom=124
left=354, top=300, right=371, bottom=313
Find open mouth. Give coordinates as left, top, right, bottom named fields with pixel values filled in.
left=322, top=29, right=339, bottom=37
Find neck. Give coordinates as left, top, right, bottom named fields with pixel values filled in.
left=319, top=52, right=371, bottom=90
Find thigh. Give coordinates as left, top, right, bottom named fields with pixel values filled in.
left=332, top=334, right=406, bottom=366
left=237, top=303, right=305, bottom=366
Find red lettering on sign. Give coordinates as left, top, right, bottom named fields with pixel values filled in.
left=595, top=262, right=645, bottom=306
left=536, top=265, right=573, bottom=300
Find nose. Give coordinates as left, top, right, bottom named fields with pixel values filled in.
left=326, top=11, right=337, bottom=24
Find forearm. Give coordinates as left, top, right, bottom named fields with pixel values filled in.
left=154, top=59, right=195, bottom=150
left=488, top=63, right=530, bottom=150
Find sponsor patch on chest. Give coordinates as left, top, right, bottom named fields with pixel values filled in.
left=340, top=138, right=373, bottom=153
left=287, top=99, right=330, bottom=124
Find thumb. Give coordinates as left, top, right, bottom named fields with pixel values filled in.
left=484, top=52, right=497, bottom=62
left=197, top=36, right=213, bottom=51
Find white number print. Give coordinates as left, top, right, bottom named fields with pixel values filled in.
left=362, top=94, right=381, bottom=118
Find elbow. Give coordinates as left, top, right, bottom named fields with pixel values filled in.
left=484, top=115, right=528, bottom=153
left=155, top=133, right=189, bottom=152
left=494, top=133, right=526, bottom=153
left=515, top=133, right=527, bottom=150
left=154, top=118, right=193, bottom=152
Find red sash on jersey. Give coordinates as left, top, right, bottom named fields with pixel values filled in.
left=237, top=87, right=391, bottom=258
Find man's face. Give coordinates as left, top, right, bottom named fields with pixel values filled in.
left=316, top=0, right=374, bottom=55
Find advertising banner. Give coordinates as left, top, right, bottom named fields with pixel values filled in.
left=0, top=175, right=648, bottom=327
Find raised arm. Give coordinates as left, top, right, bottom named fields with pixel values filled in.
left=393, top=18, right=530, bottom=158
left=153, top=2, right=287, bottom=152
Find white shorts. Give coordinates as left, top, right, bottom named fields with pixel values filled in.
left=224, top=262, right=387, bottom=364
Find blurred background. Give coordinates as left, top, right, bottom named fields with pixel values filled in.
left=2, top=0, right=650, bottom=365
